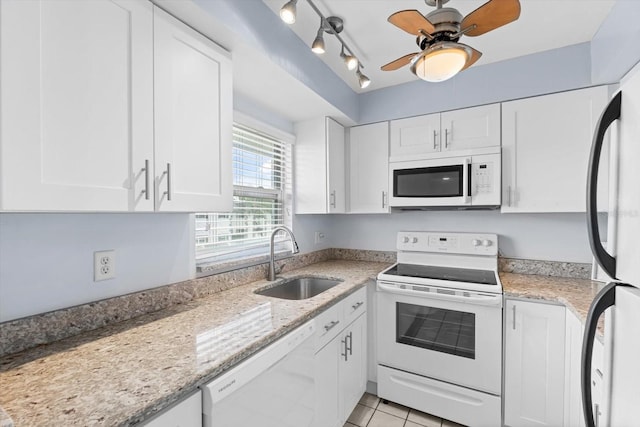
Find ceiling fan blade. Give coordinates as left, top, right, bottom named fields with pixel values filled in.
left=381, top=53, right=419, bottom=71
left=461, top=46, right=482, bottom=71
left=461, top=0, right=521, bottom=37
left=388, top=10, right=435, bottom=36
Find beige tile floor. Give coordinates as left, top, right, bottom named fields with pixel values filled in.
left=345, top=393, right=466, bottom=427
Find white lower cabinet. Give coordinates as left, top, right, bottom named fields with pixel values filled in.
left=142, top=390, right=201, bottom=427
left=504, top=299, right=566, bottom=427
left=314, top=288, right=367, bottom=427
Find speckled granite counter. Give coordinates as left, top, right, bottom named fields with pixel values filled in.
left=0, top=260, right=388, bottom=426
left=500, top=272, right=605, bottom=332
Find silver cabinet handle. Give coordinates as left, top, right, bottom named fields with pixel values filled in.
left=341, top=336, right=348, bottom=361
left=381, top=191, right=386, bottom=209
left=347, top=331, right=353, bottom=356
left=512, top=305, right=516, bottom=330
left=163, top=163, right=172, bottom=201
left=323, top=320, right=340, bottom=332
left=433, top=130, right=438, bottom=150
left=330, top=190, right=336, bottom=208
left=352, top=301, right=364, bottom=311
left=445, top=128, right=450, bottom=149
left=507, top=185, right=512, bottom=207
left=141, top=159, right=150, bottom=200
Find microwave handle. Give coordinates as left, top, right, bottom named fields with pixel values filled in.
left=462, top=158, right=471, bottom=203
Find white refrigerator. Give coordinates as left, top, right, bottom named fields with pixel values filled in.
left=583, top=61, right=640, bottom=427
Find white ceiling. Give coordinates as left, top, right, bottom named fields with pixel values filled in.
left=263, top=0, right=616, bottom=93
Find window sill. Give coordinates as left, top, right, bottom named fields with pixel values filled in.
left=196, top=251, right=293, bottom=278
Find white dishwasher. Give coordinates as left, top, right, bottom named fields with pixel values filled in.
left=202, top=320, right=316, bottom=427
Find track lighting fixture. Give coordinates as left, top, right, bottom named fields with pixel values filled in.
left=279, top=0, right=297, bottom=24
left=340, top=46, right=358, bottom=71
left=311, top=22, right=325, bottom=54
left=356, top=65, right=370, bottom=89
left=278, top=0, right=371, bottom=89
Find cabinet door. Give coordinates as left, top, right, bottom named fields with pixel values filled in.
left=501, top=86, right=608, bottom=213
left=314, top=338, right=340, bottom=427
left=348, top=122, right=390, bottom=213
left=339, top=314, right=367, bottom=425
left=440, top=103, right=500, bottom=152
left=327, top=118, right=346, bottom=213
left=504, top=300, right=566, bottom=427
left=153, top=8, right=232, bottom=212
left=143, top=390, right=201, bottom=427
left=0, top=0, right=153, bottom=211
left=389, top=113, right=440, bottom=159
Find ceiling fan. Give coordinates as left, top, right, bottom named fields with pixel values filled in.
left=381, top=0, right=521, bottom=82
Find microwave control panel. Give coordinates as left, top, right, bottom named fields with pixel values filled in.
left=472, top=162, right=494, bottom=194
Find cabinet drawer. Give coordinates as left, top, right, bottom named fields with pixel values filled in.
left=343, top=287, right=367, bottom=326
left=315, top=303, right=344, bottom=352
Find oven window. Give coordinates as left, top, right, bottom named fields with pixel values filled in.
left=393, top=165, right=463, bottom=198
left=396, top=302, right=475, bottom=359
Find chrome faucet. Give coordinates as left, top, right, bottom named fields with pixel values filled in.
left=268, top=226, right=299, bottom=281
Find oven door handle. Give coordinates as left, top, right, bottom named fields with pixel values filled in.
left=377, top=282, right=502, bottom=307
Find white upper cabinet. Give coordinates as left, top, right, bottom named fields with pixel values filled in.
left=390, top=113, right=441, bottom=159
left=0, top=1, right=232, bottom=212
left=348, top=122, right=390, bottom=214
left=295, top=117, right=346, bottom=214
left=390, top=104, right=500, bottom=160
left=0, top=0, right=154, bottom=211
left=440, top=103, right=501, bottom=152
left=501, top=86, right=609, bottom=213
left=153, top=8, right=232, bottom=212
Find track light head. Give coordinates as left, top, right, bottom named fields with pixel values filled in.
left=279, top=0, right=297, bottom=24
left=356, top=66, right=370, bottom=89
left=340, top=46, right=358, bottom=71
left=311, top=26, right=325, bottom=54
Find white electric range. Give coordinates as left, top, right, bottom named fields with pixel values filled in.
left=376, top=231, right=503, bottom=427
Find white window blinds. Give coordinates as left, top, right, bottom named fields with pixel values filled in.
left=195, top=123, right=291, bottom=261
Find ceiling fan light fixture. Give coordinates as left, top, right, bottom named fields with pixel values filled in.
left=340, top=46, right=358, bottom=71
left=411, top=42, right=471, bottom=82
left=311, top=26, right=325, bottom=54
left=279, top=0, right=297, bottom=24
left=356, top=66, right=371, bottom=89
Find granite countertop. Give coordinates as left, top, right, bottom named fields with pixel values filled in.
left=500, top=272, right=605, bottom=333
left=0, top=260, right=388, bottom=426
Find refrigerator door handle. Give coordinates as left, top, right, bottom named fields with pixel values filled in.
left=587, top=91, right=621, bottom=279
left=581, top=282, right=625, bottom=427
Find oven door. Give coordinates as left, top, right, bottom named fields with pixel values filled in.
left=389, top=157, right=471, bottom=207
left=377, top=280, right=502, bottom=395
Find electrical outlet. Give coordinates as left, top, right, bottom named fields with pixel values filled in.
left=314, top=231, right=325, bottom=244
left=94, top=250, right=116, bottom=281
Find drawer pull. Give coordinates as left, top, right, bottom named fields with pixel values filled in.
left=595, top=368, right=603, bottom=378
left=352, top=301, right=364, bottom=311
left=323, top=320, right=340, bottom=332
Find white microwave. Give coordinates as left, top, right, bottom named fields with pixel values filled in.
left=389, top=150, right=501, bottom=208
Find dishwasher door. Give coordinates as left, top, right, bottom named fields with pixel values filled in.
left=202, top=320, right=316, bottom=427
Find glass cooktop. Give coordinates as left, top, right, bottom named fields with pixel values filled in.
left=383, top=263, right=498, bottom=286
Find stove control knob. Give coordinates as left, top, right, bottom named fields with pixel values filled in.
left=412, top=237, right=418, bottom=243
left=472, top=239, right=481, bottom=247
left=482, top=239, right=493, bottom=247
left=403, top=236, right=410, bottom=243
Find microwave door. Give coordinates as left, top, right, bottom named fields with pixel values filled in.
left=390, top=158, right=470, bottom=207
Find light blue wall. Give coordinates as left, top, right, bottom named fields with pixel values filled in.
left=234, top=92, right=294, bottom=135
left=358, top=42, right=593, bottom=124
left=591, top=0, right=640, bottom=84
left=193, top=0, right=360, bottom=122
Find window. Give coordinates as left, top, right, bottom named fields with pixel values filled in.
left=196, top=121, right=292, bottom=262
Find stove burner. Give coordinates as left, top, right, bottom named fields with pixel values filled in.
left=384, top=264, right=498, bottom=286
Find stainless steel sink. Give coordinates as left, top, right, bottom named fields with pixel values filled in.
left=255, top=277, right=343, bottom=300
